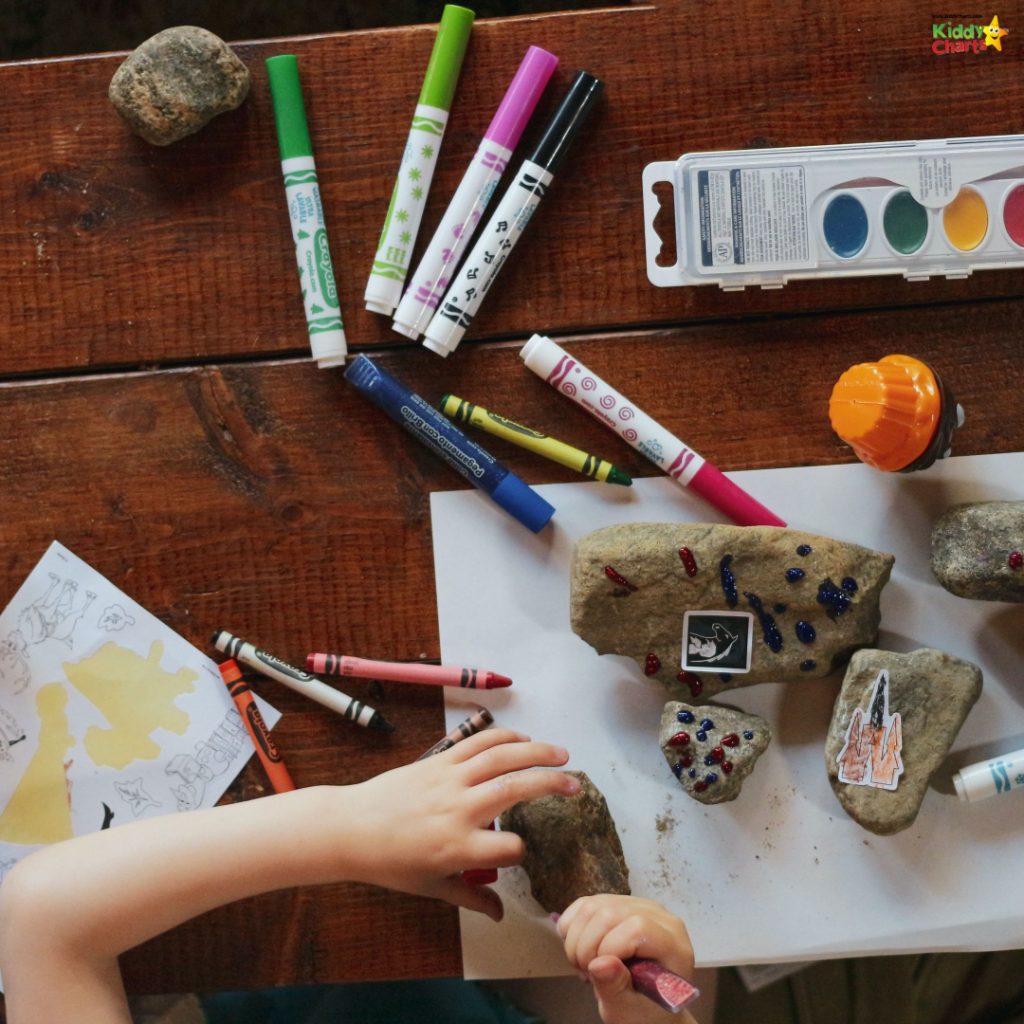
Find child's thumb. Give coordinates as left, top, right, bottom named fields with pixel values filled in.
left=588, top=955, right=633, bottom=1006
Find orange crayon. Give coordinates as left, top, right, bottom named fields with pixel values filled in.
left=218, top=659, right=296, bottom=793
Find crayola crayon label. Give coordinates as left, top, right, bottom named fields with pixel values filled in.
left=282, top=156, right=343, bottom=337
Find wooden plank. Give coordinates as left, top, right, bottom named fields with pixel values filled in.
left=2, top=2, right=1024, bottom=376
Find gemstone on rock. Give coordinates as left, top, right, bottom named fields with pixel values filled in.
left=645, top=653, right=661, bottom=675
left=668, top=731, right=691, bottom=747
left=721, top=733, right=740, bottom=747
left=677, top=710, right=695, bottom=724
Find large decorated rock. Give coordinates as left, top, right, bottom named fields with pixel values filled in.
left=660, top=702, right=771, bottom=804
left=825, top=648, right=982, bottom=835
left=499, top=770, right=629, bottom=914
left=931, top=501, right=1024, bottom=603
left=571, top=524, right=894, bottom=701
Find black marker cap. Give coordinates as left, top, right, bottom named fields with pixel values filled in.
left=528, top=70, right=604, bottom=174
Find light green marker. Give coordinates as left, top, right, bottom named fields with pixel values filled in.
left=267, top=54, right=347, bottom=368
left=364, top=5, right=474, bottom=317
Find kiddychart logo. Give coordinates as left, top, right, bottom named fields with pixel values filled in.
left=931, top=14, right=1009, bottom=54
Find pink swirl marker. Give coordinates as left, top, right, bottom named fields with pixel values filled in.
left=519, top=334, right=785, bottom=527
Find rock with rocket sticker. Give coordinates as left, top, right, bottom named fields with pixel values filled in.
left=825, top=648, right=982, bottom=835
left=571, top=523, right=894, bottom=702
left=660, top=702, right=771, bottom=804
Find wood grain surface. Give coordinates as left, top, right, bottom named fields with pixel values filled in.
left=0, top=0, right=1023, bottom=1001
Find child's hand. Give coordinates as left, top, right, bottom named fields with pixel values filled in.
left=558, top=894, right=696, bottom=1024
left=336, top=728, right=577, bottom=922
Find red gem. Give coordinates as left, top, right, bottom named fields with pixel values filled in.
left=722, top=761, right=733, bottom=774
left=1009, top=551, right=1023, bottom=570
left=677, top=671, right=703, bottom=698
left=645, top=653, right=661, bottom=675
left=604, top=565, right=637, bottom=591
left=668, top=731, right=690, bottom=747
left=693, top=781, right=709, bottom=793
left=721, top=733, right=740, bottom=748
left=709, top=746, right=725, bottom=764
left=678, top=547, right=698, bottom=577
left=680, top=754, right=693, bottom=768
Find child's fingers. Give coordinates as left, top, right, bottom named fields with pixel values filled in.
left=442, top=728, right=529, bottom=763
left=463, top=827, right=525, bottom=869
left=586, top=955, right=634, bottom=1008
left=462, top=740, right=569, bottom=785
left=567, top=902, right=628, bottom=973
left=475, top=767, right=580, bottom=817
left=430, top=876, right=504, bottom=922
left=560, top=898, right=605, bottom=972
left=597, top=916, right=695, bottom=980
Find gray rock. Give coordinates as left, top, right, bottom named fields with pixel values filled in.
left=931, top=501, right=1024, bottom=603
left=660, top=702, right=771, bottom=804
left=571, top=523, right=894, bottom=701
left=499, top=771, right=629, bottom=914
left=825, top=648, right=982, bottom=835
left=109, top=27, right=250, bottom=145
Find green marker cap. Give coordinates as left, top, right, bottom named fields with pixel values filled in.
left=266, top=54, right=313, bottom=160
left=419, top=5, right=475, bottom=111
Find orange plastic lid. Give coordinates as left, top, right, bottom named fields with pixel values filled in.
left=828, top=355, right=942, bottom=472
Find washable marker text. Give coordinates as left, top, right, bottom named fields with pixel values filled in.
left=423, top=71, right=604, bottom=358
left=266, top=55, right=347, bottom=367
left=212, top=629, right=394, bottom=732
left=392, top=45, right=558, bottom=340
left=365, top=5, right=475, bottom=316
left=441, top=393, right=631, bottom=485
left=307, top=652, right=512, bottom=689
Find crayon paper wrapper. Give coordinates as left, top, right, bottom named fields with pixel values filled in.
left=431, top=452, right=1024, bottom=976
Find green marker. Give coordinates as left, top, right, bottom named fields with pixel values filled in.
left=364, top=5, right=474, bottom=317
left=266, top=54, right=347, bottom=368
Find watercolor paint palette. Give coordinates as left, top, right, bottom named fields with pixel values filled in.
left=643, top=134, right=1024, bottom=290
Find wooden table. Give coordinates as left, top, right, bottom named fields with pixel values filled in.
left=0, top=0, right=1022, bottom=997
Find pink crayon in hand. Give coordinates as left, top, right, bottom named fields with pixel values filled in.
left=625, top=957, right=701, bottom=1014
left=306, top=653, right=512, bottom=689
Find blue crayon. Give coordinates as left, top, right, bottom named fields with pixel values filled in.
left=344, top=355, right=555, bottom=533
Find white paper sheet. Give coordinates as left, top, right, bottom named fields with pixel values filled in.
left=431, top=453, right=1024, bottom=975
left=0, top=541, right=278, bottom=879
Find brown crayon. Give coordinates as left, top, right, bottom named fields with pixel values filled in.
left=219, top=659, right=296, bottom=793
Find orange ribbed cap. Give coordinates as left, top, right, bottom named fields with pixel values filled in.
left=828, top=355, right=943, bottom=472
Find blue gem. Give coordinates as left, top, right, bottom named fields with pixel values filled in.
left=800, top=659, right=816, bottom=672
left=796, top=544, right=812, bottom=556
left=786, top=567, right=805, bottom=582
left=743, top=730, right=754, bottom=740
left=696, top=730, right=707, bottom=742
left=795, top=620, right=816, bottom=644
left=687, top=768, right=697, bottom=778
left=700, top=718, right=715, bottom=730
left=671, top=763, right=683, bottom=778
left=704, top=755, right=714, bottom=765
left=774, top=603, right=787, bottom=614
left=677, top=710, right=695, bottom=723
left=705, top=773, right=719, bottom=784
left=842, top=576, right=858, bottom=593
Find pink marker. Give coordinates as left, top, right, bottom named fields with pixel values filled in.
left=519, top=334, right=785, bottom=528
left=306, top=652, right=513, bottom=689
left=393, top=46, right=558, bottom=340
left=625, top=958, right=701, bottom=1014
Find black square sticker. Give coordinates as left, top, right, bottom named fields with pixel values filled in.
left=681, top=611, right=754, bottom=674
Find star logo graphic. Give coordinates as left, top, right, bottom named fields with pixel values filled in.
left=983, top=14, right=1009, bottom=48
left=411, top=186, right=424, bottom=201
left=408, top=167, right=422, bottom=182
left=395, top=209, right=409, bottom=223
left=399, top=230, right=412, bottom=244
left=421, top=145, right=434, bottom=159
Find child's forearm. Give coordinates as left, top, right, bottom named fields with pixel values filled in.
left=0, top=786, right=343, bottom=963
